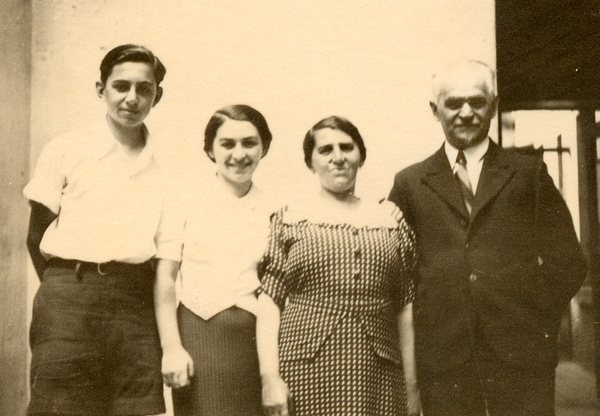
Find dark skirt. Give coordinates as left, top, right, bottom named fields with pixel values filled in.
left=172, top=304, right=263, bottom=416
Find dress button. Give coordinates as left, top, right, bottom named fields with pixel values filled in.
left=354, top=248, right=361, bottom=258
left=352, top=229, right=359, bottom=235
left=469, top=273, right=477, bottom=283
left=353, top=270, right=361, bottom=280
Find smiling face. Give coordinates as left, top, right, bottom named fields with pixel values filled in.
left=208, top=118, right=264, bottom=188
left=96, top=61, right=162, bottom=130
left=311, top=128, right=362, bottom=196
left=430, top=71, right=497, bottom=150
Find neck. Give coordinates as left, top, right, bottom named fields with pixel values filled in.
left=216, top=173, right=252, bottom=198
left=318, top=187, right=359, bottom=207
left=106, top=116, right=146, bottom=154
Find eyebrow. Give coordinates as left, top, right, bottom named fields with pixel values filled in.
left=217, top=136, right=260, bottom=141
left=111, top=80, right=154, bottom=86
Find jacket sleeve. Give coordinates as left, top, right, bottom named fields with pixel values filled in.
left=388, top=171, right=413, bottom=226
left=534, top=160, right=587, bottom=305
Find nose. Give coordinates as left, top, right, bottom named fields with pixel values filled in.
left=459, top=102, right=473, bottom=119
left=331, top=147, right=344, bottom=164
left=125, top=86, right=138, bottom=105
left=232, top=144, right=245, bottom=159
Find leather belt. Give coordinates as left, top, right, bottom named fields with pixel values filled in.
left=48, top=257, right=154, bottom=277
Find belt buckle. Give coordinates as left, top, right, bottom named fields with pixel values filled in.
left=97, top=262, right=109, bottom=275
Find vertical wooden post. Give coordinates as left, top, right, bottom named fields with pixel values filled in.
left=576, top=109, right=600, bottom=398
left=0, top=0, right=32, bottom=414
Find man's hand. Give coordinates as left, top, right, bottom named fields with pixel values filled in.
left=379, top=198, right=404, bottom=222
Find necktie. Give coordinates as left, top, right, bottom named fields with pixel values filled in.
left=455, top=150, right=474, bottom=215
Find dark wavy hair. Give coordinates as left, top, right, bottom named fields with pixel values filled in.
left=204, top=104, right=273, bottom=162
left=99, top=44, right=166, bottom=86
left=303, top=116, right=367, bottom=169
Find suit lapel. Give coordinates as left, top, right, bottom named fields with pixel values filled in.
left=421, top=146, right=471, bottom=219
left=471, top=141, right=515, bottom=219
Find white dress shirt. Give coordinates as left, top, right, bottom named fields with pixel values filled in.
left=24, top=121, right=167, bottom=264
left=444, top=138, right=490, bottom=194
left=157, top=174, right=275, bottom=319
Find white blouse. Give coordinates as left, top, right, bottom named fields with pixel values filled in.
left=157, top=174, right=276, bottom=319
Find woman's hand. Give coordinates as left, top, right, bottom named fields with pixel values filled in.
left=161, top=344, right=194, bottom=389
left=406, top=384, right=422, bottom=416
left=261, top=373, right=291, bottom=416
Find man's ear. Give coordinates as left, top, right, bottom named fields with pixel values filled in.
left=429, top=101, right=438, bottom=118
left=153, top=87, right=163, bottom=107
left=96, top=81, right=105, bottom=99
left=491, top=95, right=498, bottom=118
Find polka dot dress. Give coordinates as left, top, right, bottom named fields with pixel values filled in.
left=260, top=206, right=417, bottom=416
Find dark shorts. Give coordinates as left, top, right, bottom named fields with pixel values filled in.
left=28, top=260, right=165, bottom=416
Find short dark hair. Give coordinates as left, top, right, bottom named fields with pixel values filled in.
left=204, top=104, right=273, bottom=162
left=99, top=44, right=166, bottom=86
left=303, top=116, right=367, bottom=169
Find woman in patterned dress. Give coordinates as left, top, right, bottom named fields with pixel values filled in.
left=256, top=116, right=421, bottom=416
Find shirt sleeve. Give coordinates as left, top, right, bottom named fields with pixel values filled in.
left=258, top=207, right=291, bottom=310
left=23, top=138, right=67, bottom=214
left=155, top=188, right=186, bottom=262
left=397, top=216, right=417, bottom=307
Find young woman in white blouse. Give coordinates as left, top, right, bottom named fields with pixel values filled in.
left=154, top=104, right=275, bottom=416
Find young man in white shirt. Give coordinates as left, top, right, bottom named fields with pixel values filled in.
left=25, top=44, right=168, bottom=416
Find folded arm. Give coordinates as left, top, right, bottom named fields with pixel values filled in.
left=26, top=201, right=57, bottom=280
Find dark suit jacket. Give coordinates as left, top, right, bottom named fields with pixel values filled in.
left=389, top=141, right=587, bottom=374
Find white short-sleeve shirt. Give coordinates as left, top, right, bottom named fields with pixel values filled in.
left=24, top=121, right=167, bottom=264
left=156, top=173, right=276, bottom=319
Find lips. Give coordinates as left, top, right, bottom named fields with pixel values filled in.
left=120, top=108, right=139, bottom=115
left=227, top=162, right=252, bottom=171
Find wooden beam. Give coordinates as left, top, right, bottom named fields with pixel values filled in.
left=576, top=109, right=600, bottom=399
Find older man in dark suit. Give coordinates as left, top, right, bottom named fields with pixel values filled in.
left=388, top=61, right=587, bottom=416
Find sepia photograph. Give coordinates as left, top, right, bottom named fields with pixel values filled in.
left=1, top=1, right=599, bottom=415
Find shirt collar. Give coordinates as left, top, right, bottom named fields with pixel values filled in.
left=210, top=173, right=261, bottom=205
left=93, top=119, right=156, bottom=173
left=444, top=137, right=490, bottom=167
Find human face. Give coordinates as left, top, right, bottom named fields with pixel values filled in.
left=430, top=75, right=497, bottom=150
left=311, top=128, right=362, bottom=195
left=96, top=62, right=162, bottom=130
left=208, top=119, right=264, bottom=188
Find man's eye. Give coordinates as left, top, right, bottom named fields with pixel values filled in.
left=113, top=82, right=130, bottom=92
left=469, top=98, right=486, bottom=109
left=445, top=99, right=462, bottom=110
left=137, top=85, right=154, bottom=95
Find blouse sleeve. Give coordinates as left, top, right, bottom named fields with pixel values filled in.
left=154, top=188, right=186, bottom=262
left=258, top=207, right=291, bottom=310
left=397, top=215, right=418, bottom=306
